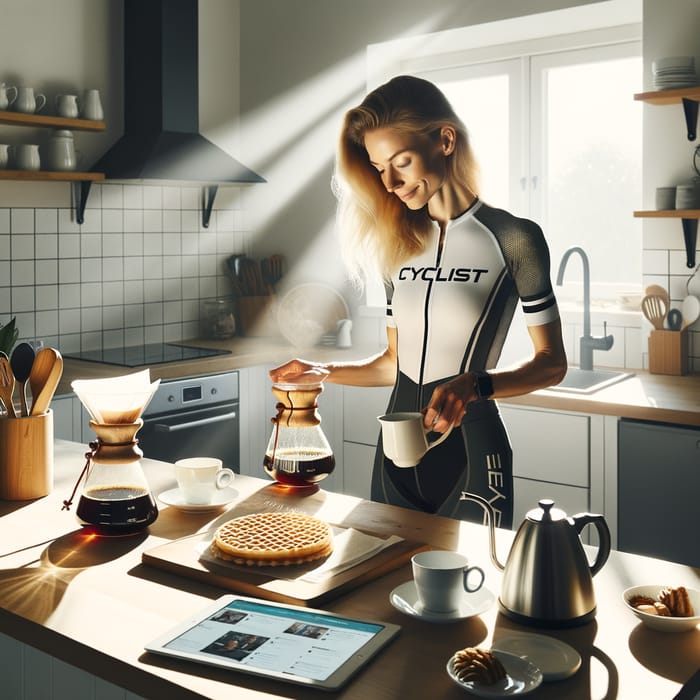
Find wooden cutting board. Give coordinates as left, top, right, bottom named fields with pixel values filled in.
left=142, top=528, right=428, bottom=607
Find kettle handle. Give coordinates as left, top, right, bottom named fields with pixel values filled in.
left=571, top=512, right=611, bottom=576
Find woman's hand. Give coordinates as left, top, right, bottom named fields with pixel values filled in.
left=268, top=358, right=330, bottom=385
left=422, top=374, right=477, bottom=433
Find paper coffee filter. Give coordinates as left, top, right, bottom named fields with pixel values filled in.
left=72, top=369, right=160, bottom=424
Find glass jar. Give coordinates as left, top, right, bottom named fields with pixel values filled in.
left=202, top=299, right=236, bottom=339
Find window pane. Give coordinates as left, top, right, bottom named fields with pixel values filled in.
left=440, top=76, right=511, bottom=207
left=541, top=56, right=642, bottom=289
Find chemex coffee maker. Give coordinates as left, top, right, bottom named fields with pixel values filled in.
left=461, top=492, right=611, bottom=627
left=264, top=379, right=335, bottom=487
left=64, top=370, right=160, bottom=535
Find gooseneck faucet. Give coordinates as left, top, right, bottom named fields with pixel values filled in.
left=556, top=246, right=613, bottom=371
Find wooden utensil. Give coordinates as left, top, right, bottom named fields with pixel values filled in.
left=0, top=354, right=16, bottom=418
left=645, top=284, right=670, bottom=309
left=29, top=347, right=63, bottom=415
left=10, top=342, right=35, bottom=417
left=641, top=293, right=668, bottom=330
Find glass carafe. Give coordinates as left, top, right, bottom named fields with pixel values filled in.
left=65, top=370, right=160, bottom=535
left=264, top=381, right=335, bottom=487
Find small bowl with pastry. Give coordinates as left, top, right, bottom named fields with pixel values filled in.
left=623, top=584, right=700, bottom=632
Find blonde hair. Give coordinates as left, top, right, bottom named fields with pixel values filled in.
left=334, top=75, right=480, bottom=287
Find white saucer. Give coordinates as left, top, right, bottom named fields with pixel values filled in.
left=390, top=580, right=496, bottom=623
left=447, top=650, right=542, bottom=697
left=493, top=632, right=581, bottom=681
left=158, top=487, right=238, bottom=513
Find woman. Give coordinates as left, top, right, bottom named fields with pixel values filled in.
left=270, top=75, right=567, bottom=529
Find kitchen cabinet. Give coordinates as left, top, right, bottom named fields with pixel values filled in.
left=633, top=86, right=700, bottom=268
left=499, top=404, right=615, bottom=544
left=0, top=109, right=106, bottom=223
left=618, top=418, right=700, bottom=567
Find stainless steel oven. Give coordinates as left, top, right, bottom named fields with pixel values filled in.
left=138, top=371, right=239, bottom=472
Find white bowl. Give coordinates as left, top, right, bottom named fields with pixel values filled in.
left=623, top=585, right=700, bottom=632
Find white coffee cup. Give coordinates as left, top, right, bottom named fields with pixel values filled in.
left=377, top=412, right=453, bottom=467
left=412, top=550, right=485, bottom=613
left=174, top=457, right=234, bottom=505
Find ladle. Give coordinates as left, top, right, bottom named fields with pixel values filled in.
left=29, top=347, right=63, bottom=415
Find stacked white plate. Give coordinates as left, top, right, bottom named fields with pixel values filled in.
left=652, top=56, right=698, bottom=90
left=675, top=183, right=700, bottom=209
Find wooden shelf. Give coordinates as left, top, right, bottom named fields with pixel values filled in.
left=0, top=110, right=105, bottom=132
left=634, top=209, right=700, bottom=218
left=0, top=169, right=104, bottom=183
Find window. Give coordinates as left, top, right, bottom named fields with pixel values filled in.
left=366, top=1, right=642, bottom=306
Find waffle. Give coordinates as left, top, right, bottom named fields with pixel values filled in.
left=211, top=511, right=333, bottom=567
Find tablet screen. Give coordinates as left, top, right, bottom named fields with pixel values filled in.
left=145, top=595, right=401, bottom=690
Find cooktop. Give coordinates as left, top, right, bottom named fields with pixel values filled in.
left=63, top=343, right=231, bottom=367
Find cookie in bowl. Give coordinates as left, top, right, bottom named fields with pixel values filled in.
left=623, top=584, right=700, bottom=632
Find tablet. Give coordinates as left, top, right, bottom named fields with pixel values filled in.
left=145, top=594, right=401, bottom=691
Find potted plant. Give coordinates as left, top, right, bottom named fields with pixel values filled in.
left=0, top=317, right=18, bottom=357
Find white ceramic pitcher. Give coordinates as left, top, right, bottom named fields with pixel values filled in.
left=0, top=83, right=17, bottom=111
left=14, top=87, right=46, bottom=114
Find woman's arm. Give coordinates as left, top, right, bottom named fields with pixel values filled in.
left=269, top=326, right=398, bottom=387
left=424, top=319, right=567, bottom=432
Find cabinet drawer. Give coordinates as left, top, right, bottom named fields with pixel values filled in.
left=501, top=406, right=590, bottom=487
left=343, top=442, right=374, bottom=500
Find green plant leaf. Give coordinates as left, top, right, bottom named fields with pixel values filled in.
left=0, top=317, right=19, bottom=356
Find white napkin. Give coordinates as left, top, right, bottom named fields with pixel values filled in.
left=298, top=528, right=403, bottom=583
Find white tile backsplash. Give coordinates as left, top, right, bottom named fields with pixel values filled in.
left=0, top=183, right=249, bottom=352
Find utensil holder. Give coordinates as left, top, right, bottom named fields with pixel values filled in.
left=238, top=296, right=279, bottom=336
left=648, top=330, right=688, bottom=375
left=0, top=410, right=54, bottom=500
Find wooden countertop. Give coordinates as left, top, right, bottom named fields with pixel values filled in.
left=2, top=440, right=700, bottom=699
left=55, top=337, right=700, bottom=427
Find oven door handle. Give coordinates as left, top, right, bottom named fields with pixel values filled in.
left=152, top=411, right=238, bottom=433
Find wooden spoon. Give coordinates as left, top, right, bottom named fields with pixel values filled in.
left=641, top=294, right=668, bottom=330
left=10, top=342, right=35, bottom=417
left=0, top=354, right=16, bottom=418
left=29, top=347, right=64, bottom=416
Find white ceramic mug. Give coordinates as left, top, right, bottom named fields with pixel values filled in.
left=174, top=457, right=234, bottom=505
left=10, top=144, right=40, bottom=170
left=0, top=83, right=17, bottom=111
left=377, top=411, right=453, bottom=467
left=412, top=550, right=485, bottom=613
left=0, top=144, right=9, bottom=169
left=55, top=94, right=79, bottom=119
left=81, top=88, right=103, bottom=120
left=14, top=87, right=46, bottom=114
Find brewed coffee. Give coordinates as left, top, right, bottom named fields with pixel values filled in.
left=76, top=485, right=158, bottom=535
left=264, top=449, right=335, bottom=487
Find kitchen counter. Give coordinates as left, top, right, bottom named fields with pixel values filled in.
left=2, top=440, right=700, bottom=699
left=55, top=337, right=700, bottom=427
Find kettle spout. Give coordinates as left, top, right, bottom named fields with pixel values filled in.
left=460, top=491, right=505, bottom=571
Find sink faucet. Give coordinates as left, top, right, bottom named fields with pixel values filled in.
left=556, top=246, right=613, bottom=371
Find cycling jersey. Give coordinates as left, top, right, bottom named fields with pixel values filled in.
left=372, top=198, right=560, bottom=527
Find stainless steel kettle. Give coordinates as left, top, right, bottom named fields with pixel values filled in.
left=461, top=493, right=611, bottom=627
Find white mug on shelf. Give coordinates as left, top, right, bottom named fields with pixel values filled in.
left=81, top=89, right=103, bottom=120
left=0, top=83, right=17, bottom=111
left=9, top=144, right=40, bottom=170
left=55, top=94, right=79, bottom=119
left=0, top=144, right=9, bottom=169
left=14, top=87, right=46, bottom=114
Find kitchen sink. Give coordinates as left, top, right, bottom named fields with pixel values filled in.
left=549, top=367, right=634, bottom=394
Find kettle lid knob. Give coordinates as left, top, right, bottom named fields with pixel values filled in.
left=528, top=498, right=567, bottom=522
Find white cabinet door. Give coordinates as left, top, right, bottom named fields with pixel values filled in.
left=51, top=395, right=76, bottom=440
left=343, top=385, right=391, bottom=445
left=500, top=405, right=589, bottom=487
left=342, top=442, right=375, bottom=500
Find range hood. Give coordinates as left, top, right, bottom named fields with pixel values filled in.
left=78, top=0, right=264, bottom=226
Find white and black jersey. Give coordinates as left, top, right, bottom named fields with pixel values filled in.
left=372, top=199, right=560, bottom=528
